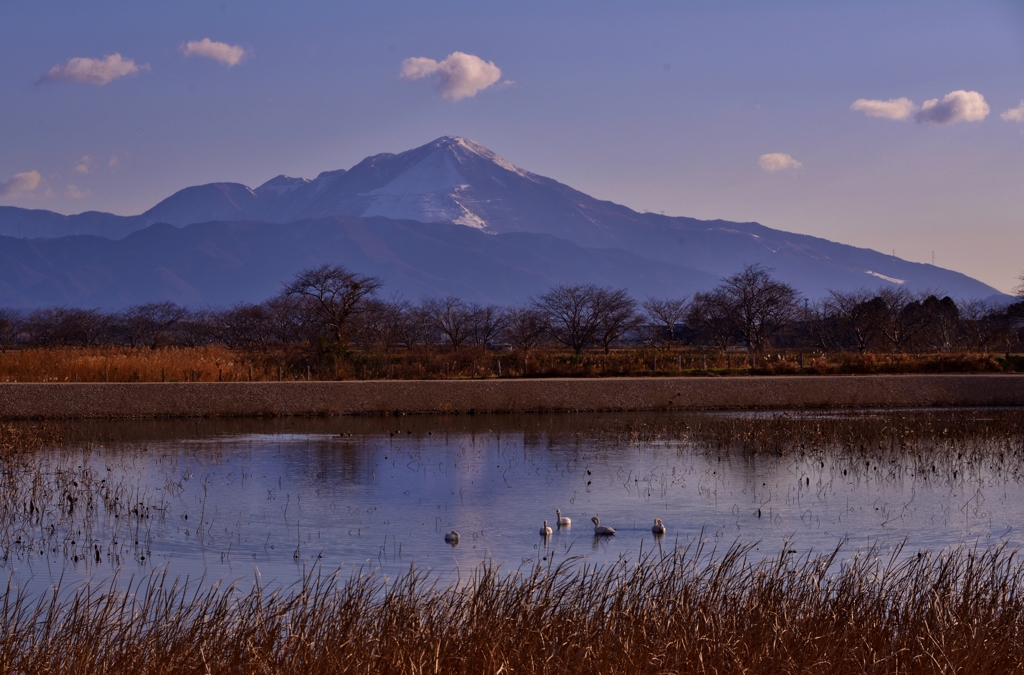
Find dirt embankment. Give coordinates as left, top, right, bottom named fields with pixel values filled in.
left=0, top=374, right=1022, bottom=420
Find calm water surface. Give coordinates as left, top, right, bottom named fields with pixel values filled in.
left=4, top=410, right=1024, bottom=596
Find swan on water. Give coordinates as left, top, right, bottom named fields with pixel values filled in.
left=652, top=518, right=666, bottom=534
left=592, top=516, right=615, bottom=536
left=444, top=530, right=460, bottom=544
left=556, top=509, right=571, bottom=527
left=540, top=520, right=553, bottom=536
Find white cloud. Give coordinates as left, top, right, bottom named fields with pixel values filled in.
left=758, top=153, right=802, bottom=172
left=39, top=53, right=148, bottom=86
left=850, top=97, right=914, bottom=120
left=181, top=38, right=246, bottom=66
left=1001, top=101, right=1024, bottom=123
left=913, top=90, right=989, bottom=125
left=399, top=52, right=502, bottom=101
left=851, top=90, right=990, bottom=126
left=65, top=185, right=91, bottom=199
left=0, top=170, right=42, bottom=199
left=72, top=155, right=93, bottom=175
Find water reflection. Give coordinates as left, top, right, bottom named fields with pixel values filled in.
left=3, top=409, right=1024, bottom=597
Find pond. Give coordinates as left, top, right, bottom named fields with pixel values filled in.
left=3, top=409, right=1024, bottom=597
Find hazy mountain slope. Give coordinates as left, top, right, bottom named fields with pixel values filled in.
left=0, top=206, right=142, bottom=239
left=0, top=217, right=718, bottom=309
left=0, top=136, right=1006, bottom=299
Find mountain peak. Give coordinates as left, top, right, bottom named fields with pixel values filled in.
left=420, top=136, right=529, bottom=177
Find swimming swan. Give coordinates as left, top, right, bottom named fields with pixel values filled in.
left=556, top=509, right=571, bottom=527
left=540, top=520, right=553, bottom=536
left=592, top=516, right=615, bottom=536
left=444, top=530, right=460, bottom=544
left=652, top=518, right=666, bottom=534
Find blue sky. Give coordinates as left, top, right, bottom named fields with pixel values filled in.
left=1, top=0, right=1022, bottom=292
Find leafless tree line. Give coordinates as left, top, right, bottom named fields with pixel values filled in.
left=1, top=263, right=1022, bottom=356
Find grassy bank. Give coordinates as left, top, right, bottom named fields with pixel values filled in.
left=0, top=345, right=1020, bottom=382
left=2, top=542, right=1023, bottom=674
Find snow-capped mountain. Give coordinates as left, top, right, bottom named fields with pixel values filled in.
left=0, top=136, right=1008, bottom=304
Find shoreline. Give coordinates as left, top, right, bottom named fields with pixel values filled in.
left=1, top=374, right=1022, bottom=419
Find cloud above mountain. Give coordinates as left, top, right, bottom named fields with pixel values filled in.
left=758, top=153, right=802, bottom=172
left=0, top=171, right=41, bottom=199
left=400, top=52, right=502, bottom=100
left=38, top=53, right=148, bottom=85
left=850, top=97, right=914, bottom=120
left=1001, top=101, right=1024, bottom=122
left=851, top=90, right=989, bottom=125
left=181, top=38, right=247, bottom=66
left=913, top=90, right=989, bottom=125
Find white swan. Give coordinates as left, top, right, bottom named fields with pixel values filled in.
left=556, top=509, right=571, bottom=527
left=652, top=518, right=666, bottom=534
left=592, top=516, right=615, bottom=536
left=444, top=530, right=460, bottom=544
left=540, top=520, right=553, bottom=536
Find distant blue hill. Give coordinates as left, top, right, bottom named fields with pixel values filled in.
left=0, top=136, right=1007, bottom=306
left=0, top=217, right=720, bottom=308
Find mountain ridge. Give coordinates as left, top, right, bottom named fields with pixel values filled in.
left=0, top=136, right=1007, bottom=302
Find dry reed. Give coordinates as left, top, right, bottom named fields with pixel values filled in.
left=0, top=345, right=1018, bottom=383
left=2, top=541, right=1024, bottom=673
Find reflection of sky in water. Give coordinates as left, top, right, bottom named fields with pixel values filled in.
left=6, top=414, right=1024, bottom=598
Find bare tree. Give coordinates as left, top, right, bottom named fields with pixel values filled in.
left=115, top=302, right=188, bottom=348
left=826, top=289, right=888, bottom=353
left=688, top=290, right=736, bottom=351
left=467, top=304, right=507, bottom=347
left=177, top=308, right=218, bottom=347
left=689, top=265, right=798, bottom=354
left=504, top=305, right=548, bottom=351
left=0, top=309, right=19, bottom=353
left=283, top=264, right=383, bottom=347
left=642, top=297, right=690, bottom=347
left=720, top=265, right=799, bottom=353
left=216, top=303, right=281, bottom=351
left=533, top=284, right=606, bottom=355
left=1015, top=271, right=1024, bottom=298
left=25, top=307, right=111, bottom=346
left=423, top=297, right=474, bottom=350
left=392, top=300, right=434, bottom=350
left=875, top=288, right=936, bottom=352
left=353, top=298, right=400, bottom=352
left=800, top=298, right=845, bottom=352
left=595, top=288, right=640, bottom=354
left=957, top=299, right=1006, bottom=354
left=920, top=295, right=960, bottom=352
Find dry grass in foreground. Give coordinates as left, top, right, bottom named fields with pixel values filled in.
left=3, top=542, right=1024, bottom=674
left=0, top=345, right=1019, bottom=382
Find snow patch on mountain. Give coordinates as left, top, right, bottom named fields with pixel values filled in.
left=362, top=192, right=486, bottom=229
left=865, top=270, right=905, bottom=284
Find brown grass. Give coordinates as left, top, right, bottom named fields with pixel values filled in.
left=2, top=541, right=1024, bottom=674
left=0, top=345, right=1018, bottom=382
